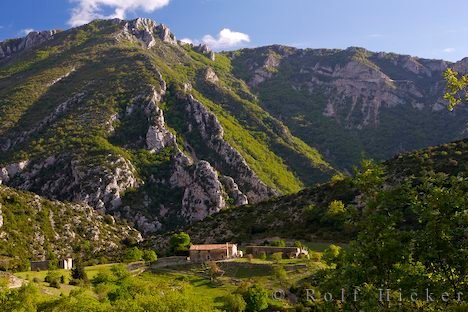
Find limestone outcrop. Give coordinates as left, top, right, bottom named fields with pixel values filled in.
left=0, top=30, right=58, bottom=60
left=194, top=44, right=216, bottom=61
left=183, top=94, right=277, bottom=203
left=181, top=161, right=226, bottom=222
left=119, top=18, right=177, bottom=48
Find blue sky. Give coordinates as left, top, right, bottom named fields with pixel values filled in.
left=0, top=0, right=467, bottom=61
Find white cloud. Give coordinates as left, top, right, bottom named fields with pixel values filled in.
left=201, top=28, right=250, bottom=50
left=443, top=47, right=455, bottom=53
left=180, top=38, right=193, bottom=45
left=20, top=28, right=35, bottom=36
left=68, top=0, right=171, bottom=27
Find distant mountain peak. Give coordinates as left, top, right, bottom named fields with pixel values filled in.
left=0, top=30, right=59, bottom=60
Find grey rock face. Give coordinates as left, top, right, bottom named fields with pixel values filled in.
left=0, top=30, right=58, bottom=60
left=4, top=154, right=138, bottom=213
left=220, top=176, right=248, bottom=206
left=144, top=88, right=176, bottom=152
left=181, top=161, right=226, bottom=222
left=204, top=68, right=219, bottom=84
left=0, top=161, right=30, bottom=184
left=194, top=44, right=216, bottom=61
left=183, top=94, right=276, bottom=203
left=120, top=18, right=177, bottom=48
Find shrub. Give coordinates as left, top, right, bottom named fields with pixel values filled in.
left=322, top=244, right=342, bottom=265
left=272, top=240, right=286, bottom=247
left=111, top=264, right=130, bottom=280
left=45, top=271, right=61, bottom=288
left=142, top=250, right=157, bottom=263
left=91, top=272, right=111, bottom=286
left=273, top=266, right=288, bottom=285
left=224, top=293, right=247, bottom=312
left=326, top=200, right=345, bottom=216
left=271, top=252, right=283, bottom=263
left=242, top=285, right=269, bottom=312
left=309, top=252, right=322, bottom=262
left=258, top=252, right=267, bottom=261
left=169, top=232, right=191, bottom=254
left=71, top=260, right=88, bottom=282
left=123, top=247, right=143, bottom=263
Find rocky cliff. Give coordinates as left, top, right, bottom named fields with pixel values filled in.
left=0, top=30, right=58, bottom=60
left=0, top=18, right=334, bottom=236
left=0, top=17, right=465, bottom=239
left=228, top=45, right=468, bottom=169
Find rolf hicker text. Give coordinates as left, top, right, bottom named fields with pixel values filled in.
left=272, top=288, right=464, bottom=303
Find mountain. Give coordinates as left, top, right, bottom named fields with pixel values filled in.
left=0, top=18, right=335, bottom=235
left=227, top=45, right=468, bottom=170
left=0, top=18, right=466, bottom=237
left=150, top=138, right=467, bottom=250
left=0, top=184, right=141, bottom=270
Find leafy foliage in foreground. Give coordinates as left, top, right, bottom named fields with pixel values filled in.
left=300, top=163, right=467, bottom=311
left=0, top=266, right=214, bottom=312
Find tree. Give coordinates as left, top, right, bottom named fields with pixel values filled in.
left=142, top=250, right=157, bottom=263
left=45, top=271, right=61, bottom=289
left=169, top=232, right=191, bottom=254
left=124, top=247, right=143, bottom=263
left=272, top=239, right=286, bottom=247
left=326, top=200, right=345, bottom=216
left=444, top=68, right=468, bottom=111
left=316, top=162, right=467, bottom=310
left=71, top=259, right=88, bottom=283
left=224, top=294, right=247, bottom=312
left=322, top=244, right=342, bottom=266
left=206, top=261, right=224, bottom=281
left=271, top=252, right=283, bottom=264
left=243, top=285, right=269, bottom=312
left=273, top=266, right=288, bottom=286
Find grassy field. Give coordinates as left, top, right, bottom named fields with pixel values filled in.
left=11, top=254, right=320, bottom=309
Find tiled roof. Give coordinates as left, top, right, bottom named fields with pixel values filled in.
left=189, top=244, right=232, bottom=251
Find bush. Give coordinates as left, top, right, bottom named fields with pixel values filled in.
left=169, top=232, right=191, bottom=255
left=111, top=264, right=130, bottom=280
left=258, top=252, right=267, bottom=261
left=273, top=266, right=288, bottom=285
left=124, top=247, right=143, bottom=263
left=322, top=244, right=342, bottom=265
left=242, top=285, right=269, bottom=312
left=272, top=240, right=286, bottom=247
left=45, top=271, right=61, bottom=288
left=142, top=250, right=157, bottom=263
left=91, top=272, right=111, bottom=286
left=271, top=252, right=283, bottom=263
left=309, top=251, right=321, bottom=262
left=32, top=277, right=41, bottom=283
left=224, top=293, right=247, bottom=312
left=71, top=260, right=88, bottom=282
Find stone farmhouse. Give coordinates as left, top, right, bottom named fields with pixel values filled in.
left=246, top=246, right=308, bottom=259
left=189, top=243, right=241, bottom=263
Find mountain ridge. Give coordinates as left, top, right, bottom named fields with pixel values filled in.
left=0, top=18, right=335, bottom=235
left=0, top=17, right=466, bottom=236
